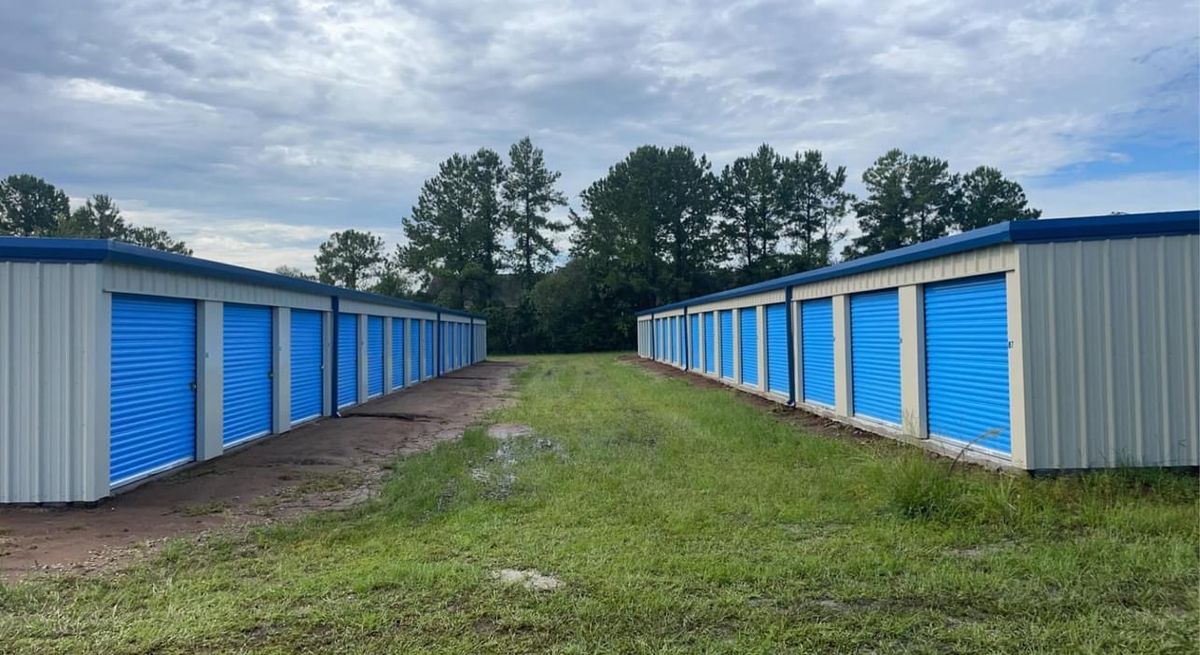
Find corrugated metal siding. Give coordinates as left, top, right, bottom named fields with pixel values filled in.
left=0, top=263, right=105, bottom=503
left=338, top=299, right=435, bottom=320
left=391, top=318, right=405, bottom=389
left=337, top=314, right=358, bottom=408
left=1021, top=237, right=1199, bottom=468
left=689, top=289, right=786, bottom=314
left=739, top=309, right=759, bottom=386
left=801, top=298, right=835, bottom=406
left=720, top=310, right=734, bottom=379
left=222, top=304, right=273, bottom=446
left=850, top=289, right=901, bottom=425
left=367, top=316, right=384, bottom=397
left=925, top=275, right=1010, bottom=454
left=290, top=309, right=323, bottom=424
left=766, top=303, right=789, bottom=396
left=105, top=263, right=329, bottom=311
left=791, top=245, right=1016, bottom=300
left=704, top=313, right=715, bottom=373
left=111, top=294, right=197, bottom=485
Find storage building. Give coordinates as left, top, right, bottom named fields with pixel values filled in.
left=637, top=211, right=1199, bottom=471
left=0, top=238, right=488, bottom=503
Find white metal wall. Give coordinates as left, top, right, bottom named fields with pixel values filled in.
left=1019, top=236, right=1199, bottom=469
left=106, top=263, right=331, bottom=311
left=0, top=262, right=107, bottom=502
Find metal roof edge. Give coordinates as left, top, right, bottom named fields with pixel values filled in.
left=635, top=210, right=1199, bottom=316
left=0, top=237, right=485, bottom=320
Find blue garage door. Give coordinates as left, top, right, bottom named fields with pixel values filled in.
left=391, top=317, right=406, bottom=390
left=720, top=310, right=734, bottom=379
left=704, top=313, right=715, bottom=373
left=690, top=315, right=700, bottom=369
left=110, top=295, right=197, bottom=486
left=925, top=275, right=1011, bottom=454
left=409, top=319, right=421, bottom=383
left=850, top=289, right=901, bottom=425
left=666, top=317, right=674, bottom=364
left=367, top=316, right=384, bottom=398
left=766, top=303, right=790, bottom=396
left=801, top=298, right=835, bottom=407
left=337, top=314, right=358, bottom=408
left=223, top=304, right=273, bottom=446
left=290, top=309, right=323, bottom=424
left=739, top=308, right=759, bottom=386
left=424, top=321, right=434, bottom=377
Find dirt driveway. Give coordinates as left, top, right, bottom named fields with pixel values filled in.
left=0, top=361, right=521, bottom=580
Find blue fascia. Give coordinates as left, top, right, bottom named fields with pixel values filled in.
left=0, top=237, right=484, bottom=320
left=636, top=210, right=1199, bottom=316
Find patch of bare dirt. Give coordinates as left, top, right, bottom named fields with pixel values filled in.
left=0, top=361, right=523, bottom=581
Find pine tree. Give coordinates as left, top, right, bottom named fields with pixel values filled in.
left=502, top=137, right=567, bottom=290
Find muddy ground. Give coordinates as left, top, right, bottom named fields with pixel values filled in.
left=0, top=361, right=522, bottom=580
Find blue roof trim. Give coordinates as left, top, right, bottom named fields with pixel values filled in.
left=0, top=237, right=484, bottom=319
left=637, top=210, right=1199, bottom=316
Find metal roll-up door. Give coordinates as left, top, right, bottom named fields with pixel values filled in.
left=110, top=294, right=197, bottom=486
left=766, top=303, right=789, bottom=396
left=367, top=316, right=384, bottom=398
left=657, top=319, right=664, bottom=361
left=704, top=313, right=715, bottom=373
left=424, top=321, right=434, bottom=377
left=223, top=303, right=273, bottom=447
left=690, top=315, right=699, bottom=368
left=850, top=289, right=901, bottom=425
left=801, top=298, right=835, bottom=407
left=391, top=318, right=405, bottom=390
left=666, top=317, right=673, bottom=363
left=925, top=275, right=1011, bottom=454
left=290, top=309, right=323, bottom=424
left=337, top=313, right=358, bottom=408
left=409, top=320, right=421, bottom=383
left=739, top=308, right=759, bottom=386
left=720, top=310, right=734, bottom=379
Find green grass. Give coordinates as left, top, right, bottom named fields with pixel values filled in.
left=2, top=353, right=1196, bottom=653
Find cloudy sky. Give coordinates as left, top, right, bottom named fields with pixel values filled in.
left=0, top=0, right=1196, bottom=271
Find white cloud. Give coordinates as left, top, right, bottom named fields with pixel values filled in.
left=0, top=0, right=1194, bottom=270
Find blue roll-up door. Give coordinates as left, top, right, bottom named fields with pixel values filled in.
left=766, top=303, right=790, bottom=396
left=690, top=315, right=700, bottom=369
left=110, top=294, right=196, bottom=486
left=290, top=309, right=323, bottom=424
left=739, top=308, right=759, bottom=386
left=704, top=313, right=715, bottom=373
left=337, top=313, right=358, bottom=408
left=366, top=316, right=384, bottom=398
left=391, top=317, right=405, bottom=390
left=925, top=275, right=1011, bottom=454
left=424, top=321, right=434, bottom=377
left=409, top=319, right=421, bottom=383
left=850, top=289, right=901, bottom=425
left=666, top=317, right=673, bottom=363
left=801, top=298, right=835, bottom=407
left=720, top=310, right=734, bottom=379
left=223, top=304, right=273, bottom=446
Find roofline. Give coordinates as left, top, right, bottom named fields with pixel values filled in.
left=636, top=209, right=1199, bottom=316
left=0, top=237, right=485, bottom=320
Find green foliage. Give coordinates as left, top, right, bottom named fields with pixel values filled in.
left=719, top=143, right=785, bottom=280
left=845, top=150, right=1037, bottom=259
left=273, top=264, right=314, bottom=280
left=1, top=177, right=191, bottom=254
left=314, top=229, right=384, bottom=290
left=503, top=137, right=568, bottom=289
left=0, top=174, right=69, bottom=236
left=778, top=150, right=853, bottom=271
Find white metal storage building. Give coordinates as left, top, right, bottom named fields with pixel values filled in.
left=0, top=238, right=488, bottom=503
left=637, top=211, right=1199, bottom=471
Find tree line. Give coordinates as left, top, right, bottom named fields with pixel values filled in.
left=308, top=141, right=1038, bottom=353
left=2, top=140, right=1039, bottom=355
left=0, top=174, right=191, bottom=253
